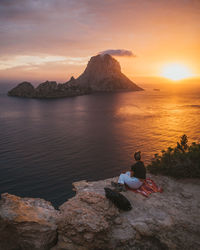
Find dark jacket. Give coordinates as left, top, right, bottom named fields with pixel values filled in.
left=131, top=161, right=146, bottom=179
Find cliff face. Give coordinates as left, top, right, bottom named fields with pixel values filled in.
left=76, top=54, right=143, bottom=91
left=1, top=175, right=199, bottom=250
left=0, top=193, right=59, bottom=250
left=7, top=54, right=143, bottom=98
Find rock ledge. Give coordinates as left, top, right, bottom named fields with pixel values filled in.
left=0, top=175, right=200, bottom=250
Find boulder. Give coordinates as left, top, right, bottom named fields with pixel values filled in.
left=0, top=193, right=59, bottom=250
left=52, top=191, right=119, bottom=250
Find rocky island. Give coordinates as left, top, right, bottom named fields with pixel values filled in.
left=7, top=54, right=143, bottom=99
left=0, top=174, right=199, bottom=250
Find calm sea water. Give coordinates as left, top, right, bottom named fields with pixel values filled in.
left=0, top=88, right=200, bottom=207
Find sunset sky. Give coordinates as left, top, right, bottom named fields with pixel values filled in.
left=0, top=0, right=199, bottom=83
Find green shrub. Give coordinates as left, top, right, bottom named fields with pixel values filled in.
left=147, top=135, right=200, bottom=178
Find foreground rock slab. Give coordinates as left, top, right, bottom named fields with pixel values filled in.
left=0, top=193, right=59, bottom=250
left=53, top=175, right=200, bottom=250
left=0, top=175, right=200, bottom=250
left=52, top=191, right=119, bottom=250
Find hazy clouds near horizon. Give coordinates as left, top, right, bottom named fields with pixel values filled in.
left=0, top=0, right=199, bottom=82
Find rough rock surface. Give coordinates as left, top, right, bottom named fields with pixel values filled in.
left=0, top=193, right=59, bottom=250
left=8, top=80, right=91, bottom=99
left=0, top=175, right=199, bottom=250
left=8, top=81, right=35, bottom=97
left=53, top=175, right=200, bottom=250
left=76, top=54, right=143, bottom=91
left=7, top=54, right=143, bottom=98
left=52, top=191, right=119, bottom=250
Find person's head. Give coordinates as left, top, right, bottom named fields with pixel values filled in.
left=134, top=151, right=141, bottom=161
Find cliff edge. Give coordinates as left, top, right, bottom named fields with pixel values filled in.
left=0, top=175, right=199, bottom=250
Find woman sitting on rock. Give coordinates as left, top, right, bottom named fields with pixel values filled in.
left=112, top=151, right=146, bottom=192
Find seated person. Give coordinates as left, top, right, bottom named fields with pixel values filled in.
left=112, top=151, right=146, bottom=191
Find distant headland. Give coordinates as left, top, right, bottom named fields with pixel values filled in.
left=7, top=54, right=143, bottom=99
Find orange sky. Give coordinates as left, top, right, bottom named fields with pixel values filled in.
left=0, top=0, right=199, bottom=83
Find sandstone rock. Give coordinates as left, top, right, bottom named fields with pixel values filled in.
left=53, top=191, right=119, bottom=250
left=53, top=175, right=200, bottom=250
left=1, top=175, right=199, bottom=250
left=0, top=193, right=59, bottom=250
left=114, top=217, right=123, bottom=225
left=72, top=180, right=89, bottom=192
left=180, top=191, right=193, bottom=199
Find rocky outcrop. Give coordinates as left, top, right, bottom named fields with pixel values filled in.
left=76, top=54, right=143, bottom=92
left=53, top=191, right=119, bottom=250
left=1, top=175, right=199, bottom=250
left=53, top=176, right=200, bottom=250
left=8, top=80, right=91, bottom=99
left=8, top=54, right=143, bottom=98
left=0, top=193, right=59, bottom=250
left=7, top=81, right=36, bottom=98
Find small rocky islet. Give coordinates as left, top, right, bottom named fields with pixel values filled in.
left=7, top=54, right=143, bottom=99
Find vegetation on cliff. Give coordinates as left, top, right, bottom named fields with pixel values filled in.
left=147, top=135, right=200, bottom=178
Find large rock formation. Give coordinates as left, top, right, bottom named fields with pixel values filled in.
left=1, top=175, right=199, bottom=250
left=8, top=79, right=91, bottom=99
left=76, top=54, right=143, bottom=91
left=0, top=193, right=59, bottom=250
left=7, top=54, right=143, bottom=98
left=8, top=81, right=35, bottom=98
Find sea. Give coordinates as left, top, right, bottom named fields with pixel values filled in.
left=0, top=84, right=200, bottom=207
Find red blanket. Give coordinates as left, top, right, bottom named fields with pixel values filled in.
left=126, top=178, right=163, bottom=197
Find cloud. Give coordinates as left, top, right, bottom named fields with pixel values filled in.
left=0, top=55, right=89, bottom=70
left=0, top=0, right=199, bottom=82
left=99, top=49, right=136, bottom=57
left=0, top=0, right=198, bottom=59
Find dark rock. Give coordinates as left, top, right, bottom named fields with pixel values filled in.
left=76, top=54, right=143, bottom=92
left=8, top=80, right=91, bottom=99
left=7, top=54, right=143, bottom=98
left=35, top=81, right=58, bottom=98
left=8, top=81, right=35, bottom=98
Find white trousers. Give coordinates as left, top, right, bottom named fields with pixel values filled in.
left=118, top=171, right=142, bottom=189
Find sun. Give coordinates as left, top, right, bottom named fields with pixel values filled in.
left=161, top=63, right=193, bottom=81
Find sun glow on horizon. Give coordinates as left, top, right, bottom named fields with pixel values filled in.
left=161, top=63, right=193, bottom=81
